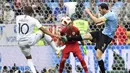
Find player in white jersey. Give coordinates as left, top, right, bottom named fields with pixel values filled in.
left=16, top=6, right=62, bottom=73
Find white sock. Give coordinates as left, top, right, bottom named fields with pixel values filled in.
left=27, top=59, right=36, bottom=73
left=44, top=34, right=58, bottom=51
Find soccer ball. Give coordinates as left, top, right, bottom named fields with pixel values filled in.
left=61, top=16, right=72, bottom=26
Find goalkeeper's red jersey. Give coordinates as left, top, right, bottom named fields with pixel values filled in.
left=60, top=25, right=81, bottom=55
left=60, top=25, right=80, bottom=45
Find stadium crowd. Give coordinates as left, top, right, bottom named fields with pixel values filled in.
left=0, top=63, right=79, bottom=73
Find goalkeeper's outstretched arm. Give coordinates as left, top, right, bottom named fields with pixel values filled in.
left=66, top=35, right=83, bottom=41
left=65, top=33, right=92, bottom=42
left=63, top=35, right=88, bottom=55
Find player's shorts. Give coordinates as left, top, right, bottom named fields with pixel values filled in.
left=90, top=31, right=112, bottom=53
left=18, top=31, right=43, bottom=56
left=62, top=43, right=82, bottom=59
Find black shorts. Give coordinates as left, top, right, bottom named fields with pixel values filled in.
left=90, top=31, right=112, bottom=53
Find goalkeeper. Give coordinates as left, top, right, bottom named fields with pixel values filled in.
left=72, top=14, right=89, bottom=55
left=58, top=16, right=88, bottom=73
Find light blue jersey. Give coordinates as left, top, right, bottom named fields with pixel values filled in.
left=102, top=12, right=118, bottom=38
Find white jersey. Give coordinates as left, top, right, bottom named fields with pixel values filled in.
left=16, top=15, right=42, bottom=41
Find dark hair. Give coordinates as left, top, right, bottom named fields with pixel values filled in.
left=98, top=3, right=109, bottom=10
left=23, top=6, right=34, bottom=15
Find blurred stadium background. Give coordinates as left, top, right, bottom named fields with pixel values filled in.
left=0, top=0, right=130, bottom=73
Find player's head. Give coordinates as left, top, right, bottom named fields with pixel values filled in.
left=23, top=6, right=34, bottom=16
left=98, top=3, right=109, bottom=15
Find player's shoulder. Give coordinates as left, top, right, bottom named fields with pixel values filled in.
left=29, top=16, right=35, bottom=20
left=27, top=15, right=36, bottom=20
left=73, top=26, right=79, bottom=30
left=28, top=16, right=40, bottom=23
left=16, top=15, right=23, bottom=19
left=109, top=12, right=115, bottom=16
left=104, top=11, right=117, bottom=20
left=105, top=11, right=115, bottom=16
left=72, top=26, right=79, bottom=31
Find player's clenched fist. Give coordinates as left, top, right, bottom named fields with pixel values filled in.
left=85, top=8, right=91, bottom=14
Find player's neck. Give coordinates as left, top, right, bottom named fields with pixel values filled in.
left=105, top=10, right=109, bottom=14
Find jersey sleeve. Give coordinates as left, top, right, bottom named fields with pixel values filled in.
left=104, top=13, right=111, bottom=21
left=35, top=19, right=42, bottom=28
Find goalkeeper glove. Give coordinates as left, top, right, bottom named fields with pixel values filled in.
left=61, top=36, right=68, bottom=43
left=82, top=45, right=88, bottom=55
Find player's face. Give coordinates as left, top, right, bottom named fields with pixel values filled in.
left=98, top=6, right=104, bottom=15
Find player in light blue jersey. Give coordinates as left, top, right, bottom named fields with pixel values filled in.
left=61, top=3, right=118, bottom=73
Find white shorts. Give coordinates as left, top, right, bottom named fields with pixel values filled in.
left=18, top=31, right=43, bottom=56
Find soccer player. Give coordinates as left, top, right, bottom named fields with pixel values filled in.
left=16, top=6, right=61, bottom=73
left=58, top=16, right=88, bottom=73
left=63, top=3, right=118, bottom=73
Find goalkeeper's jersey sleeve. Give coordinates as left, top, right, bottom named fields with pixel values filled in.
left=73, top=19, right=89, bottom=34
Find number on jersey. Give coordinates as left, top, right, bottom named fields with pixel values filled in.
left=18, top=23, right=29, bottom=34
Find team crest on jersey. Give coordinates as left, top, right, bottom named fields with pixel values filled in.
left=72, top=32, right=75, bottom=35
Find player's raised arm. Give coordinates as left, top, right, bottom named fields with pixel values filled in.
left=39, top=26, right=60, bottom=38
left=85, top=4, right=108, bottom=24
left=34, top=19, right=60, bottom=38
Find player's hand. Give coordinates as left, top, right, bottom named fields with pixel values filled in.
left=61, top=36, right=68, bottom=43
left=85, top=8, right=91, bottom=14
left=82, top=45, right=88, bottom=55
left=54, top=35, right=61, bottom=39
